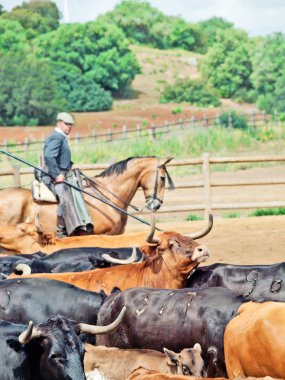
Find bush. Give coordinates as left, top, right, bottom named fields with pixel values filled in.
left=160, top=79, right=221, bottom=107
left=186, top=214, right=203, bottom=221
left=219, top=112, right=248, bottom=129
left=67, top=77, right=113, bottom=112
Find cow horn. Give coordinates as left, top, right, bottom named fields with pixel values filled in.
left=79, top=305, right=126, bottom=335
left=19, top=321, right=42, bottom=344
left=186, top=213, right=213, bottom=240
left=146, top=213, right=160, bottom=244
left=14, top=263, right=32, bottom=275
left=102, top=247, right=138, bottom=264
left=35, top=213, right=43, bottom=233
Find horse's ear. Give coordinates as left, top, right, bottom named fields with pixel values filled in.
left=163, top=157, right=174, bottom=166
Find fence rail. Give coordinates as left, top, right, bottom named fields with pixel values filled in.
left=0, top=111, right=275, bottom=155
left=1, top=153, right=285, bottom=216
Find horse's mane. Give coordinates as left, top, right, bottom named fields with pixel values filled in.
left=96, top=156, right=156, bottom=178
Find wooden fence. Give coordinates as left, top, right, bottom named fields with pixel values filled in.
left=0, top=111, right=274, bottom=155
left=1, top=153, right=285, bottom=216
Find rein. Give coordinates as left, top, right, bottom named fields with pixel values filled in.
left=79, top=171, right=140, bottom=212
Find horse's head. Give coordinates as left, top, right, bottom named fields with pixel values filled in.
left=142, top=157, right=175, bottom=211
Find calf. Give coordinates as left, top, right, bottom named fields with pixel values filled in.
left=84, top=344, right=204, bottom=379
left=224, top=301, right=285, bottom=379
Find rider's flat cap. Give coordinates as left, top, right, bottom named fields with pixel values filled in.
left=56, top=112, right=74, bottom=124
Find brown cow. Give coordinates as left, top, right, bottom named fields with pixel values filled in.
left=9, top=215, right=211, bottom=293
left=0, top=213, right=213, bottom=255
left=84, top=343, right=204, bottom=379
left=224, top=301, right=285, bottom=379
left=127, top=368, right=280, bottom=380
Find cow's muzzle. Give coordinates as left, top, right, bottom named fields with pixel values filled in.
left=191, top=245, right=210, bottom=263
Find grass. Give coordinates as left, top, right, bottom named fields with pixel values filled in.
left=249, top=208, right=285, bottom=217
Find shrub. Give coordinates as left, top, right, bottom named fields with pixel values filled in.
left=219, top=112, right=248, bottom=130
left=186, top=214, right=203, bottom=221
left=160, top=79, right=221, bottom=107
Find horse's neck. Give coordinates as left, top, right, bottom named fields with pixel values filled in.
left=92, top=167, right=142, bottom=204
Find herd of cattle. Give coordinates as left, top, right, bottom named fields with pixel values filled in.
left=0, top=213, right=284, bottom=380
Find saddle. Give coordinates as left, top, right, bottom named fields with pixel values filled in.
left=31, top=180, right=57, bottom=203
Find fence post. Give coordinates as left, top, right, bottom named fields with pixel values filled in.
left=12, top=165, right=21, bottom=187
left=191, top=116, right=195, bottom=128
left=203, top=114, right=209, bottom=128
left=215, top=113, right=220, bottom=127
left=122, top=125, right=127, bottom=139
left=108, top=129, right=113, bottom=142
left=92, top=130, right=96, bottom=143
left=228, top=113, right=233, bottom=129
left=179, top=117, right=184, bottom=129
left=165, top=120, right=170, bottom=133
left=75, top=132, right=80, bottom=147
left=274, top=111, right=279, bottom=128
left=202, top=152, right=212, bottom=218
left=250, top=111, right=256, bottom=128
left=151, top=123, right=156, bottom=140
left=24, top=137, right=29, bottom=151
left=136, top=124, right=142, bottom=137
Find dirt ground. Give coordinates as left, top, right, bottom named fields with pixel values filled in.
left=124, top=163, right=285, bottom=267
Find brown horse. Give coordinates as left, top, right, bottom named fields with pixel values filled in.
left=0, top=156, right=174, bottom=235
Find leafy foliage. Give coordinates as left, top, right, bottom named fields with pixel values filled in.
left=251, top=33, right=285, bottom=113
left=161, top=79, right=221, bottom=107
left=1, top=0, right=60, bottom=39
left=67, top=77, right=113, bottom=112
left=33, top=20, right=140, bottom=98
left=0, top=52, right=64, bottom=126
left=197, top=17, right=234, bottom=52
left=0, top=18, right=28, bottom=52
left=200, top=29, right=254, bottom=99
left=219, top=111, right=248, bottom=129
left=98, top=0, right=204, bottom=52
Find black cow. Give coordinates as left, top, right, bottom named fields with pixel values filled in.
left=0, top=316, right=86, bottom=380
left=186, top=262, right=285, bottom=302
left=1, top=246, right=143, bottom=277
left=0, top=252, right=46, bottom=279
left=0, top=278, right=105, bottom=328
left=0, top=309, right=126, bottom=380
left=96, top=287, right=247, bottom=378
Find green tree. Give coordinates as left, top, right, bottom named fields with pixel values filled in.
left=1, top=0, right=60, bottom=38
left=0, top=52, right=64, bottom=126
left=251, top=33, right=285, bottom=113
left=33, top=20, right=140, bottom=97
left=200, top=29, right=253, bottom=99
left=170, top=19, right=203, bottom=52
left=0, top=18, right=28, bottom=52
left=197, top=17, right=234, bottom=52
left=0, top=4, right=5, bottom=15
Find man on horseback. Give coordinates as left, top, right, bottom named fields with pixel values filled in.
left=41, top=112, right=93, bottom=238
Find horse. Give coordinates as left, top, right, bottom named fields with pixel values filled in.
left=0, top=156, right=174, bottom=235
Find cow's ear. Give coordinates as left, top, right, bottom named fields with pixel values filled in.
left=7, top=338, right=24, bottom=352
left=140, top=244, right=157, bottom=257
left=163, top=347, right=179, bottom=366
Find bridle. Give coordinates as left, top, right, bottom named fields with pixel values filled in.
left=79, top=159, right=174, bottom=213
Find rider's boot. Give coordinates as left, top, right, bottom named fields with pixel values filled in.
left=56, top=215, right=68, bottom=238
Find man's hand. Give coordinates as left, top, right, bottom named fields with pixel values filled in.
left=55, top=174, right=65, bottom=183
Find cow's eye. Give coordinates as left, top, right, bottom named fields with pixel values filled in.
left=182, top=365, right=191, bottom=375
left=49, top=353, right=65, bottom=363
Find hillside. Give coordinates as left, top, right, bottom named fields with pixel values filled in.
left=0, top=45, right=257, bottom=144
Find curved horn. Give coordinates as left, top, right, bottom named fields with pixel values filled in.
left=35, top=213, right=43, bottom=234
left=186, top=213, right=213, bottom=240
left=146, top=213, right=160, bottom=244
left=14, top=263, right=32, bottom=275
left=19, top=321, right=42, bottom=344
left=79, top=305, right=126, bottom=335
left=102, top=247, right=138, bottom=264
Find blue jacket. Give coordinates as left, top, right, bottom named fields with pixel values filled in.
left=44, top=130, right=72, bottom=179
